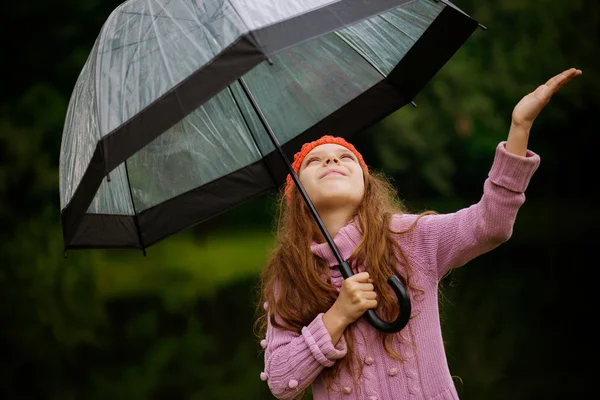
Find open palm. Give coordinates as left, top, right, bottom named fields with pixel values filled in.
left=512, top=68, right=582, bottom=126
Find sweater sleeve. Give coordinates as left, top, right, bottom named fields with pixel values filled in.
left=261, top=311, right=347, bottom=399
left=394, top=141, right=540, bottom=280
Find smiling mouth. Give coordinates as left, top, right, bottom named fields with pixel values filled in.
left=321, top=170, right=346, bottom=178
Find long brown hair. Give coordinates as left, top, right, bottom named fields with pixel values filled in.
left=255, top=168, right=433, bottom=394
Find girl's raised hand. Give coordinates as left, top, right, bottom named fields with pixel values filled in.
left=511, top=68, right=582, bottom=128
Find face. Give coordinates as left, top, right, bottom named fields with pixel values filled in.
left=298, top=144, right=365, bottom=210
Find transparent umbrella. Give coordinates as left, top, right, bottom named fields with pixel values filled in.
left=59, top=0, right=483, bottom=332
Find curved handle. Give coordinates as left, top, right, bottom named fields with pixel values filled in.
left=337, top=261, right=411, bottom=333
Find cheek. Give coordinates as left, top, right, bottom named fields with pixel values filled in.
left=354, top=168, right=365, bottom=186
left=298, top=170, right=315, bottom=193
left=348, top=169, right=365, bottom=197
left=355, top=177, right=366, bottom=198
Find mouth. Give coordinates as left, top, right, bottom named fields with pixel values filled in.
left=320, top=169, right=346, bottom=179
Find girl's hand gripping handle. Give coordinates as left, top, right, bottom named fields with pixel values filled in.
left=337, top=261, right=411, bottom=333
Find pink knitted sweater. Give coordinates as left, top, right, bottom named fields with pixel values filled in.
left=260, top=142, right=540, bottom=400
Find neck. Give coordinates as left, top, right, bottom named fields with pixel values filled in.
left=316, top=205, right=356, bottom=239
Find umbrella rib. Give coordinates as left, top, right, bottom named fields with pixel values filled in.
left=226, top=84, right=278, bottom=187
left=147, top=0, right=176, bottom=86
left=333, top=30, right=416, bottom=107
left=333, top=31, right=387, bottom=79
left=378, top=13, right=419, bottom=42
left=436, top=0, right=486, bottom=29
left=119, top=11, right=196, bottom=23
left=105, top=23, right=200, bottom=54
left=124, top=26, right=203, bottom=66
left=124, top=160, right=146, bottom=255
left=107, top=0, right=175, bottom=54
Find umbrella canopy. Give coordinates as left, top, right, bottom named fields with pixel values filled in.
left=60, top=0, right=479, bottom=251
left=60, top=0, right=481, bottom=333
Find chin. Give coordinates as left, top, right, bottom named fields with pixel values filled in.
left=317, top=192, right=362, bottom=207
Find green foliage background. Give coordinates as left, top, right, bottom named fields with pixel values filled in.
left=1, top=0, right=598, bottom=398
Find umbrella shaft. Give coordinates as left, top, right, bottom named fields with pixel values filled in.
left=237, top=77, right=345, bottom=267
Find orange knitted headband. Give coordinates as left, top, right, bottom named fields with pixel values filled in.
left=285, top=135, right=369, bottom=201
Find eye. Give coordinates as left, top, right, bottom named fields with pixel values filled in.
left=341, top=154, right=355, bottom=160
left=305, top=157, right=319, bottom=165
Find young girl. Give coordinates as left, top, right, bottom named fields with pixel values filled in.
left=256, top=68, right=582, bottom=400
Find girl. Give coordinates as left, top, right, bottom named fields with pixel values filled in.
left=256, top=68, right=582, bottom=400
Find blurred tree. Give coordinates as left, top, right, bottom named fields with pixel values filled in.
left=365, top=0, right=596, bottom=200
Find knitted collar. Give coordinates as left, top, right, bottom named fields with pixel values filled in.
left=310, top=219, right=362, bottom=269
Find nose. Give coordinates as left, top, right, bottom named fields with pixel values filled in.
left=325, top=157, right=340, bottom=165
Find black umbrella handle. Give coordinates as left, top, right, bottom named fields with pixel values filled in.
left=337, top=261, right=411, bottom=333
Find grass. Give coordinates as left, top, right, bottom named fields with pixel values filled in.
left=94, top=230, right=274, bottom=309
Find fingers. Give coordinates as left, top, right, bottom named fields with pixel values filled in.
left=344, top=273, right=377, bottom=304
left=357, top=295, right=377, bottom=310
left=362, top=291, right=377, bottom=301
left=354, top=283, right=377, bottom=305
left=344, top=275, right=377, bottom=298
left=544, top=71, right=567, bottom=88
left=355, top=282, right=374, bottom=292
left=349, top=272, right=371, bottom=283
left=345, top=273, right=375, bottom=292
left=560, top=69, right=582, bottom=87
left=534, top=68, right=582, bottom=102
left=364, top=299, right=378, bottom=310
left=553, top=69, right=579, bottom=90
left=337, top=272, right=380, bottom=322
left=545, top=68, right=582, bottom=90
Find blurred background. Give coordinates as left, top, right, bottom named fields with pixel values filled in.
left=1, top=0, right=598, bottom=399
